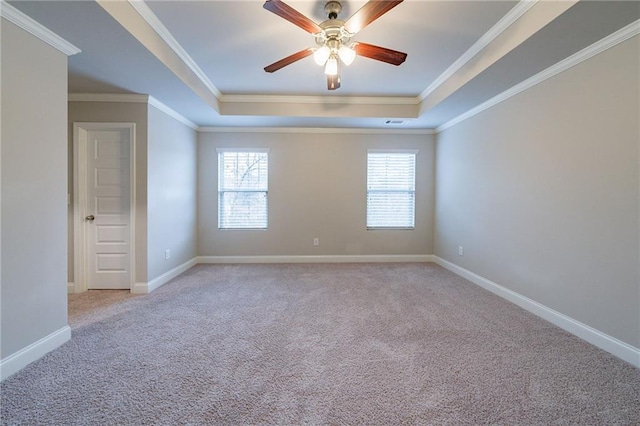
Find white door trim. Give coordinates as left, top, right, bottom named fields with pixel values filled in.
left=73, top=122, right=136, bottom=293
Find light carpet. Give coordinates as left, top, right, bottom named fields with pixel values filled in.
left=1, top=263, right=639, bottom=424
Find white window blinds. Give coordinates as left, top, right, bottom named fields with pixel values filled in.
left=367, top=150, right=417, bottom=229
left=218, top=150, right=268, bottom=229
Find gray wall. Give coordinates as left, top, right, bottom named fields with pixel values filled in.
left=198, top=131, right=435, bottom=257
left=147, top=106, right=198, bottom=281
left=435, top=36, right=639, bottom=347
left=1, top=21, right=69, bottom=357
left=68, top=102, right=148, bottom=284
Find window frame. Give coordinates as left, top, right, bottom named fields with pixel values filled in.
left=217, top=148, right=270, bottom=230
left=366, top=149, right=418, bottom=230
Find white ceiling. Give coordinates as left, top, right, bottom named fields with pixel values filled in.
left=7, top=1, right=640, bottom=129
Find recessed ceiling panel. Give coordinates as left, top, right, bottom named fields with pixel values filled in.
left=147, top=0, right=518, bottom=96
left=7, top=1, right=635, bottom=129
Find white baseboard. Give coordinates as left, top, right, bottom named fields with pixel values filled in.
left=131, top=257, right=198, bottom=294
left=197, top=254, right=434, bottom=264
left=67, top=282, right=76, bottom=293
left=432, top=256, right=640, bottom=368
left=131, top=282, right=148, bottom=294
left=0, top=326, right=71, bottom=381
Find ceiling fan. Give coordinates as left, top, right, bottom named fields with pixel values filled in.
left=263, top=0, right=407, bottom=90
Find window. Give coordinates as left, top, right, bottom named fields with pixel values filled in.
left=218, top=149, right=269, bottom=229
left=367, top=150, right=417, bottom=229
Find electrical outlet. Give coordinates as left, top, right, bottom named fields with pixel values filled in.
left=313, top=238, right=319, bottom=246
left=458, top=246, right=464, bottom=256
left=165, top=249, right=170, bottom=260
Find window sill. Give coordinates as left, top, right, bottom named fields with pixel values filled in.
left=367, top=227, right=415, bottom=231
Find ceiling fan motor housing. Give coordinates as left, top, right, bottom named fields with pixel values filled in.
left=325, top=1, right=342, bottom=20
left=317, top=0, right=352, bottom=48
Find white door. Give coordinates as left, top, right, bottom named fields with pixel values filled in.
left=83, top=126, right=133, bottom=289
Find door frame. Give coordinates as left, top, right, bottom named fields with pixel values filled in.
left=73, top=122, right=136, bottom=293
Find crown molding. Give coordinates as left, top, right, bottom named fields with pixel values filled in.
left=437, top=19, right=640, bottom=133
left=419, top=0, right=537, bottom=102
left=199, top=126, right=435, bottom=135
left=68, top=93, right=197, bottom=130
left=127, top=0, right=221, bottom=100
left=148, top=96, right=198, bottom=130
left=220, top=94, right=420, bottom=105
left=0, top=0, right=81, bottom=56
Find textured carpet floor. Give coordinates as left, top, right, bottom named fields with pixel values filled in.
left=1, top=263, right=639, bottom=425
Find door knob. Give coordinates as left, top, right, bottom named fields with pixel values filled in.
left=85, top=215, right=95, bottom=222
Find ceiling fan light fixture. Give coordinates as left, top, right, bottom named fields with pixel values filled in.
left=325, top=56, right=339, bottom=75
left=338, top=44, right=356, bottom=66
left=313, top=45, right=331, bottom=65
left=263, top=0, right=408, bottom=90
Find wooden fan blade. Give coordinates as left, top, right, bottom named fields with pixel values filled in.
left=354, top=42, right=407, bottom=66
left=344, top=0, right=403, bottom=34
left=327, top=74, right=341, bottom=90
left=263, top=0, right=322, bottom=34
left=264, top=48, right=314, bottom=73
